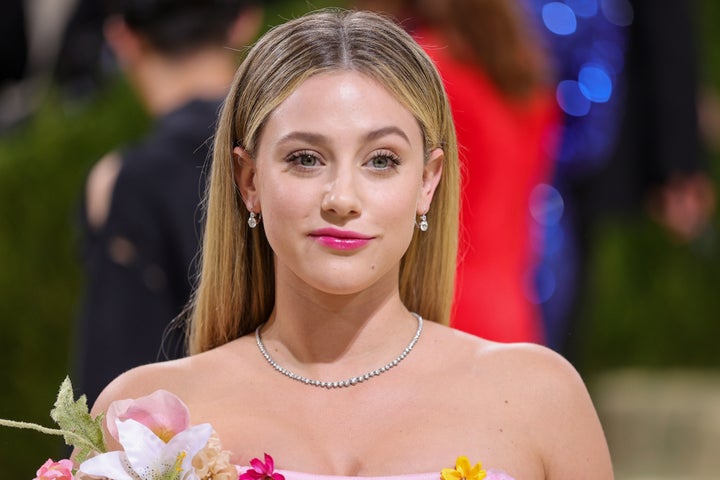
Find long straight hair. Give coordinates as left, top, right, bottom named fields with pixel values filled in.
left=188, top=9, right=459, bottom=354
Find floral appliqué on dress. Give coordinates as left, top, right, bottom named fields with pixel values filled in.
left=1, top=379, right=513, bottom=480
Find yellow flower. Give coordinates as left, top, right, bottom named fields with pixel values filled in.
left=440, top=456, right=487, bottom=480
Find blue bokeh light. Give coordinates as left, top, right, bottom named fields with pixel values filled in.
left=578, top=64, right=612, bottom=102
left=533, top=265, right=557, bottom=304
left=543, top=224, right=565, bottom=257
left=556, top=80, right=591, bottom=116
left=564, top=0, right=598, bottom=18
left=600, top=0, right=633, bottom=26
left=529, top=184, right=565, bottom=226
left=542, top=2, right=578, bottom=35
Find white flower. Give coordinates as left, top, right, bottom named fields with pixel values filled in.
left=78, top=418, right=212, bottom=480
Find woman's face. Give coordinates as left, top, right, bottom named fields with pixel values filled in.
left=235, top=71, right=442, bottom=296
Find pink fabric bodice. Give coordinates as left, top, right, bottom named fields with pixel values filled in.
left=265, top=468, right=515, bottom=480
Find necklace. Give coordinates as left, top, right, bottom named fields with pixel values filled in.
left=255, top=313, right=423, bottom=389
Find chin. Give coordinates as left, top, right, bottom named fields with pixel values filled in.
left=300, top=269, right=390, bottom=297
left=308, top=278, right=375, bottom=297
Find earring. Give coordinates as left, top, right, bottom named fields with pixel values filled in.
left=248, top=212, right=258, bottom=229
left=418, top=213, right=428, bottom=232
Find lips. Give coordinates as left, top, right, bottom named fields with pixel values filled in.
left=309, top=228, right=374, bottom=250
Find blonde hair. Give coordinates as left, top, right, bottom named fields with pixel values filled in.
left=188, top=9, right=459, bottom=354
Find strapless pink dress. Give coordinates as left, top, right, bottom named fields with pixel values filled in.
left=267, top=468, right=515, bottom=480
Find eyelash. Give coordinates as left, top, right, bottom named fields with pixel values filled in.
left=368, top=150, right=401, bottom=171
left=284, top=150, right=401, bottom=172
left=286, top=150, right=321, bottom=169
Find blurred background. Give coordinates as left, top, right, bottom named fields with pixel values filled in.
left=0, top=0, right=718, bottom=478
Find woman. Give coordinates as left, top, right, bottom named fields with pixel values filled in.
left=89, top=9, right=612, bottom=479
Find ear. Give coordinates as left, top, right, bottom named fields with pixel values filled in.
left=233, top=146, right=260, bottom=212
left=104, top=16, right=145, bottom=67
left=417, top=148, right=444, bottom=215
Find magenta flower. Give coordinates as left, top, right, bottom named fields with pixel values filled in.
left=34, top=458, right=74, bottom=480
left=240, top=453, right=285, bottom=480
left=106, top=389, right=190, bottom=443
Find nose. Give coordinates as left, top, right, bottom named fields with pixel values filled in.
left=321, top=165, right=362, bottom=217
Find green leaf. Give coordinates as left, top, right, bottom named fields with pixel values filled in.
left=49, top=377, right=106, bottom=463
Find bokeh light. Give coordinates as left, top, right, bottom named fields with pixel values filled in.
left=600, top=0, right=634, bottom=26
left=542, top=2, right=578, bottom=35
left=556, top=80, right=592, bottom=116
left=530, top=183, right=565, bottom=226
left=578, top=64, right=613, bottom=102
left=564, top=0, right=599, bottom=18
left=533, top=265, right=557, bottom=304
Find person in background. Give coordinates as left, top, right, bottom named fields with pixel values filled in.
left=76, top=0, right=263, bottom=404
left=355, top=0, right=558, bottom=343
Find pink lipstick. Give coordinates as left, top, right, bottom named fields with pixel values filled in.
left=309, top=228, right=373, bottom=250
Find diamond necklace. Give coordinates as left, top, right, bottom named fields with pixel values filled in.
left=254, top=313, right=423, bottom=389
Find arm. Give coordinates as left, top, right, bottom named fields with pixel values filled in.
left=525, top=347, right=614, bottom=479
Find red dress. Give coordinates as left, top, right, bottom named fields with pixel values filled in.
left=417, top=29, right=558, bottom=343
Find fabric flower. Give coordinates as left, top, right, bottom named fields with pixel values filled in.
left=239, top=453, right=285, bottom=480
left=441, top=456, right=487, bottom=480
left=78, top=418, right=212, bottom=480
left=106, top=390, right=190, bottom=443
left=34, top=459, right=74, bottom=480
left=192, top=432, right=237, bottom=480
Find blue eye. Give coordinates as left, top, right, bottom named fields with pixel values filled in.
left=368, top=152, right=400, bottom=170
left=299, top=154, right=316, bottom=167
left=287, top=151, right=320, bottom=168
left=372, top=156, right=390, bottom=169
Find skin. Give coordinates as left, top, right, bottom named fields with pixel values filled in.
left=91, top=71, right=614, bottom=479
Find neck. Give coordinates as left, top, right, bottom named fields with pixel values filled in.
left=262, top=268, right=417, bottom=375
left=130, top=48, right=236, bottom=116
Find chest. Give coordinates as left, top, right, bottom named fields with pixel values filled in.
left=186, top=377, right=538, bottom=478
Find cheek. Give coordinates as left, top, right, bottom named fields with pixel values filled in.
left=371, top=181, right=422, bottom=249
left=256, top=176, right=312, bottom=240
left=373, top=175, right=423, bottom=217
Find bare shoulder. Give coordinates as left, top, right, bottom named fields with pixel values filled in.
left=85, top=151, right=123, bottom=230
left=90, top=357, right=191, bottom=418
left=425, top=325, right=614, bottom=479
left=90, top=336, right=257, bottom=418
left=438, top=328, right=599, bottom=424
left=425, top=323, right=577, bottom=379
left=429, top=324, right=589, bottom=396
left=480, top=339, right=587, bottom=395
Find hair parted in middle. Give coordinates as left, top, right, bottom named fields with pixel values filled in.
left=188, top=8, right=460, bottom=354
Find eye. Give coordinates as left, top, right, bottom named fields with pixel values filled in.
left=367, top=151, right=400, bottom=171
left=286, top=151, right=321, bottom=169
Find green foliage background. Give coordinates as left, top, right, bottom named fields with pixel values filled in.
left=0, top=0, right=718, bottom=476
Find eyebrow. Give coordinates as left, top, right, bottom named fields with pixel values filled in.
left=277, top=126, right=411, bottom=146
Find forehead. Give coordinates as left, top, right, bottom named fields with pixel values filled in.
left=259, top=70, right=424, bottom=148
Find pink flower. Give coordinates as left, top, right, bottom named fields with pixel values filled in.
left=106, top=390, right=190, bottom=443
left=34, top=458, right=74, bottom=480
left=240, top=453, right=285, bottom=480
